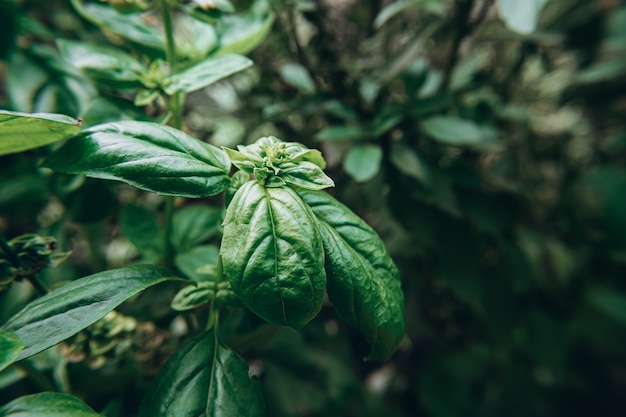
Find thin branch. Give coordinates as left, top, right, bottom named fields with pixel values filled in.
left=440, top=0, right=476, bottom=92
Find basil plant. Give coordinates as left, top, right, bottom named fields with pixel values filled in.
left=0, top=115, right=404, bottom=416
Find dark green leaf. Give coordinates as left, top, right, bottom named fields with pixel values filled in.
left=42, top=121, right=231, bottom=198
left=221, top=181, right=326, bottom=328
left=420, top=116, right=501, bottom=150
left=139, top=330, right=267, bottom=417
left=315, top=125, right=365, bottom=142
left=588, top=287, right=626, bottom=325
left=165, top=54, right=253, bottom=95
left=56, top=39, right=145, bottom=88
left=343, top=144, right=383, bottom=183
left=0, top=331, right=23, bottom=372
left=1, top=265, right=182, bottom=360
left=0, top=393, right=100, bottom=417
left=298, top=190, right=405, bottom=360
left=390, top=142, right=431, bottom=184
left=374, top=0, right=425, bottom=29
left=171, top=205, right=223, bottom=251
left=0, top=110, right=81, bottom=156
left=120, top=204, right=163, bottom=259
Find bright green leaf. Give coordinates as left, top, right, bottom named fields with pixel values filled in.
left=497, top=0, right=549, bottom=35
left=0, top=392, right=100, bottom=417
left=343, top=144, right=383, bottom=183
left=1, top=265, right=182, bottom=361
left=215, top=5, right=274, bottom=56
left=165, top=54, right=253, bottom=94
left=171, top=205, right=223, bottom=250
left=279, top=63, right=316, bottom=94
left=420, top=116, right=501, bottom=150
left=0, top=110, right=81, bottom=156
left=139, top=330, right=267, bottom=417
left=42, top=121, right=231, bottom=198
left=221, top=181, right=326, bottom=328
left=56, top=39, right=145, bottom=89
left=0, top=331, right=23, bottom=372
left=298, top=190, right=405, bottom=360
left=281, top=162, right=335, bottom=190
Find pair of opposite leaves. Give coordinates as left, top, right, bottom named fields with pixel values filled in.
left=220, top=138, right=404, bottom=360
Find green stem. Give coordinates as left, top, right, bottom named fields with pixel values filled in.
left=162, top=195, right=175, bottom=267
left=28, top=274, right=49, bottom=296
left=159, top=0, right=177, bottom=71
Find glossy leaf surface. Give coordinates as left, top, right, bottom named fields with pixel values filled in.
left=221, top=181, right=326, bottom=328
left=0, top=392, right=100, bottom=417
left=299, top=190, right=405, bottom=360
left=0, top=110, right=81, bottom=156
left=165, top=54, right=253, bottom=94
left=42, top=121, right=231, bottom=198
left=1, top=265, right=181, bottom=360
left=0, top=331, right=23, bottom=372
left=139, top=330, right=266, bottom=417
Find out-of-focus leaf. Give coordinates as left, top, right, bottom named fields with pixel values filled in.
left=279, top=63, right=316, bottom=94
left=215, top=3, right=274, bottom=56
left=165, top=54, right=253, bottom=94
left=170, top=205, right=222, bottom=250
left=497, top=0, right=548, bottom=34
left=119, top=204, right=163, bottom=259
left=420, top=116, right=501, bottom=150
left=57, top=39, right=145, bottom=89
left=343, top=144, right=383, bottom=183
left=390, top=142, right=431, bottom=184
left=0, top=331, right=23, bottom=372
left=139, top=330, right=267, bottom=417
left=0, top=392, right=101, bottom=417
left=315, top=125, right=366, bottom=142
left=0, top=110, right=81, bottom=156
left=588, top=287, right=626, bottom=325
left=1, top=265, right=181, bottom=360
left=171, top=281, right=215, bottom=311
left=374, top=0, right=425, bottom=29
left=42, top=121, right=231, bottom=198
left=175, top=245, right=220, bottom=282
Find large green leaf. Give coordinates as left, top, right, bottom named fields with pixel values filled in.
left=42, top=121, right=231, bottom=198
left=0, top=392, right=100, bottom=417
left=171, top=206, right=222, bottom=251
left=221, top=181, right=326, bottom=328
left=1, top=265, right=181, bottom=361
left=497, top=0, right=548, bottom=34
left=57, top=39, right=145, bottom=89
left=165, top=54, right=253, bottom=95
left=298, top=190, right=405, bottom=360
left=120, top=204, right=163, bottom=260
left=0, top=331, right=23, bottom=372
left=214, top=4, right=274, bottom=56
left=139, top=329, right=267, bottom=417
left=0, top=110, right=81, bottom=156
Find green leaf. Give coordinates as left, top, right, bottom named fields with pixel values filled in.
left=497, top=0, right=548, bottom=35
left=0, top=392, right=100, bottom=417
left=164, top=54, right=253, bottom=95
left=139, top=329, right=267, bottom=417
left=315, top=125, right=365, bottom=142
left=0, top=331, right=23, bottom=372
left=279, top=63, right=316, bottom=94
left=281, top=162, right=335, bottom=190
left=221, top=181, right=326, bottom=328
left=120, top=204, right=163, bottom=259
left=298, top=190, right=405, bottom=360
left=0, top=110, right=81, bottom=156
left=56, top=39, right=145, bottom=89
left=588, top=287, right=626, bottom=325
left=420, top=116, right=501, bottom=150
left=374, top=0, right=423, bottom=29
left=390, top=142, right=431, bottom=184
left=171, top=205, right=222, bottom=251
left=1, top=265, right=182, bottom=361
left=214, top=6, right=274, bottom=56
left=72, top=2, right=164, bottom=53
left=343, top=144, right=383, bottom=183
left=42, top=121, right=231, bottom=198
left=171, top=281, right=215, bottom=311
left=175, top=245, right=220, bottom=282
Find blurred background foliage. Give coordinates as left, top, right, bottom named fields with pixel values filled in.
left=2, top=0, right=626, bottom=416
